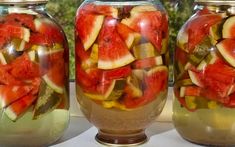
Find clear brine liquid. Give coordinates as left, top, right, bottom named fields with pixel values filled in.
left=173, top=97, right=235, bottom=145
left=0, top=109, right=69, bottom=147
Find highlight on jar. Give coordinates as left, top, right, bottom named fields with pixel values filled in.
left=173, top=1, right=235, bottom=146
left=0, top=1, right=69, bottom=146
left=75, top=1, right=169, bottom=146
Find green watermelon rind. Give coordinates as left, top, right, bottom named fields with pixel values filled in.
left=33, top=81, right=62, bottom=119
left=4, top=107, right=18, bottom=121
left=43, top=74, right=64, bottom=94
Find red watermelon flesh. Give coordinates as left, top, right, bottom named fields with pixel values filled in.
left=46, top=58, right=65, bottom=87
left=217, top=39, right=235, bottom=67
left=0, top=24, right=30, bottom=42
left=76, top=10, right=104, bottom=50
left=35, top=19, right=64, bottom=45
left=226, top=93, right=235, bottom=107
left=102, top=65, right=132, bottom=80
left=76, top=64, right=101, bottom=89
left=80, top=3, right=118, bottom=18
left=28, top=33, right=53, bottom=47
left=187, top=14, right=222, bottom=51
left=0, top=85, right=32, bottom=109
left=0, top=64, right=22, bottom=85
left=116, top=23, right=137, bottom=48
left=98, top=17, right=135, bottom=69
left=5, top=13, right=36, bottom=31
left=75, top=39, right=91, bottom=61
left=5, top=94, right=37, bottom=121
left=10, top=53, right=40, bottom=80
left=122, top=11, right=163, bottom=52
left=175, top=47, right=188, bottom=65
left=30, top=78, right=41, bottom=95
left=189, top=63, right=235, bottom=101
left=0, top=36, right=9, bottom=49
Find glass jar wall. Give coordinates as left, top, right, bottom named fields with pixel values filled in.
left=0, top=0, right=70, bottom=146
left=173, top=0, right=235, bottom=146
left=75, top=0, right=169, bottom=145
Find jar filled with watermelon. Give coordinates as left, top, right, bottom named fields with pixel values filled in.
left=173, top=0, right=235, bottom=146
left=0, top=0, right=69, bottom=146
left=75, top=0, right=169, bottom=145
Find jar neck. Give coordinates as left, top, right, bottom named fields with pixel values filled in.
left=194, top=4, right=235, bottom=14
left=0, top=3, right=46, bottom=12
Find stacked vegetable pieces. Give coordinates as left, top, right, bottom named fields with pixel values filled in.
left=0, top=13, right=68, bottom=121
left=174, top=8, right=235, bottom=111
left=75, top=4, right=169, bottom=110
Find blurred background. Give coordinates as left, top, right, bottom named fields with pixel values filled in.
left=46, top=0, right=194, bottom=79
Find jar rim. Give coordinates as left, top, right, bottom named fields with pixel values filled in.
left=195, top=0, right=235, bottom=6
left=0, top=0, right=48, bottom=4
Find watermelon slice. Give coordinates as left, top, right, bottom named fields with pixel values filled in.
left=177, top=28, right=189, bottom=52
left=121, top=10, right=163, bottom=52
left=188, top=70, right=204, bottom=87
left=10, top=53, right=40, bottom=80
left=102, top=65, right=132, bottom=80
left=98, top=17, right=135, bottom=69
left=180, top=86, right=201, bottom=97
left=84, top=79, right=127, bottom=101
left=0, top=24, right=30, bottom=42
left=222, top=16, right=235, bottom=39
left=5, top=13, right=36, bottom=31
left=132, top=56, right=163, bottom=69
left=75, top=39, right=91, bottom=61
left=0, top=85, right=32, bottom=109
left=84, top=80, right=116, bottom=101
left=116, top=23, right=140, bottom=49
left=76, top=64, right=101, bottom=90
left=0, top=64, right=22, bottom=85
left=80, top=3, right=118, bottom=18
left=216, top=39, right=235, bottom=67
left=5, top=94, right=36, bottom=121
left=34, top=18, right=64, bottom=44
left=187, top=14, right=222, bottom=51
left=33, top=80, right=62, bottom=119
left=29, top=33, right=53, bottom=47
left=43, top=63, right=65, bottom=94
left=76, top=11, right=104, bottom=50
left=123, top=66, right=168, bottom=108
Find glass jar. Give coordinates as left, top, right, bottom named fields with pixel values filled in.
left=75, top=0, right=169, bottom=146
left=0, top=0, right=69, bottom=146
left=173, top=0, right=235, bottom=146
